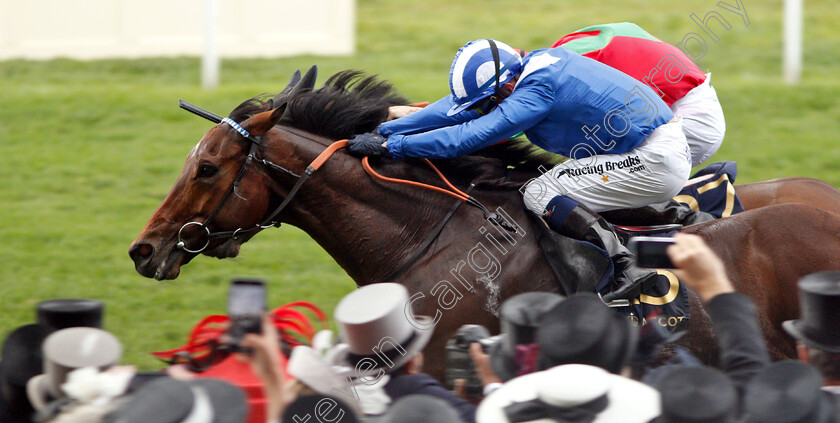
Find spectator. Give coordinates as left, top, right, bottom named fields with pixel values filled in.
left=0, top=324, right=54, bottom=423
left=333, top=283, right=476, bottom=422
left=27, top=327, right=123, bottom=406
left=380, top=394, right=461, bottom=423
left=666, top=233, right=772, bottom=393
left=653, top=365, right=738, bottom=423
left=475, top=363, right=660, bottom=423
left=282, top=394, right=359, bottom=423
left=36, top=299, right=105, bottom=331
left=286, top=344, right=364, bottom=416
left=742, top=361, right=839, bottom=423
left=783, top=271, right=840, bottom=393
left=237, top=315, right=297, bottom=422
left=102, top=377, right=248, bottom=423
left=465, top=292, right=563, bottom=398
left=535, top=292, right=638, bottom=375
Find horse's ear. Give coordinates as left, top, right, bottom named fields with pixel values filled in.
left=243, top=103, right=287, bottom=136
left=287, top=65, right=318, bottom=98
left=270, top=69, right=302, bottom=108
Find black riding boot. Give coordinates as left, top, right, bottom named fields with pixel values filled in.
left=601, top=199, right=716, bottom=227
left=543, top=196, right=658, bottom=304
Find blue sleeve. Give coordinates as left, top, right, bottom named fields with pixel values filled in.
left=387, top=82, right=555, bottom=160
left=379, top=95, right=479, bottom=137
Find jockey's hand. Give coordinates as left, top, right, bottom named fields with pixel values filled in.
left=667, top=233, right=734, bottom=303
left=348, top=132, right=389, bottom=157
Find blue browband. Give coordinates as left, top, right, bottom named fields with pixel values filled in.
left=221, top=117, right=250, bottom=139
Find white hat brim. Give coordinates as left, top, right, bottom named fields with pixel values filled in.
left=476, top=366, right=660, bottom=423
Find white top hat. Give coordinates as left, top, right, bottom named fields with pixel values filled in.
left=476, top=364, right=660, bottom=423
left=333, top=283, right=434, bottom=376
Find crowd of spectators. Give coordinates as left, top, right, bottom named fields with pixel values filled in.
left=2, top=233, right=840, bottom=422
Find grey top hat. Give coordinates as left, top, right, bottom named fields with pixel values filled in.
left=41, top=327, right=122, bottom=399
left=334, top=283, right=434, bottom=375
left=783, top=271, right=840, bottom=352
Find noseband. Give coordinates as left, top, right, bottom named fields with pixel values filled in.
left=175, top=100, right=337, bottom=253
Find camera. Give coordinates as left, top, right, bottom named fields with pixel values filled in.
left=629, top=236, right=677, bottom=269
left=226, top=278, right=267, bottom=352
left=444, top=325, right=501, bottom=396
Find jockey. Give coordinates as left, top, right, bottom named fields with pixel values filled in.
left=553, top=22, right=726, bottom=167
left=347, top=39, right=695, bottom=302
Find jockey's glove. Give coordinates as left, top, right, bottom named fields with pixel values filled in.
left=348, top=132, right=390, bottom=157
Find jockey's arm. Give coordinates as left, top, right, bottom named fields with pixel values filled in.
left=385, top=83, right=554, bottom=160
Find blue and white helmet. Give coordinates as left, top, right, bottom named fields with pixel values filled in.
left=447, top=39, right=523, bottom=116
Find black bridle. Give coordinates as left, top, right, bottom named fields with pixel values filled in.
left=175, top=100, right=309, bottom=254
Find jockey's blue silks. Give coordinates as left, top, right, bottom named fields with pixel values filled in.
left=381, top=46, right=673, bottom=161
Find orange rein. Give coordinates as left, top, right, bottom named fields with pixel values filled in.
left=317, top=139, right=472, bottom=203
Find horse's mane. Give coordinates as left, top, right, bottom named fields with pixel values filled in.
left=228, top=69, right=563, bottom=189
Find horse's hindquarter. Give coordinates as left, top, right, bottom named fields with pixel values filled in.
left=736, top=177, right=840, bottom=215
left=685, top=203, right=840, bottom=358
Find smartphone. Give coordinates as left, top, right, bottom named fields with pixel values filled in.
left=629, top=236, right=677, bottom=269
left=227, top=278, right=267, bottom=338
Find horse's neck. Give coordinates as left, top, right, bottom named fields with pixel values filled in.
left=287, top=171, right=450, bottom=285
left=269, top=129, right=449, bottom=285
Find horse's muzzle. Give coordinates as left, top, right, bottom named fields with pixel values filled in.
left=129, top=240, right=184, bottom=280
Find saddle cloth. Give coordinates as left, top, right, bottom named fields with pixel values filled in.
left=533, top=161, right=745, bottom=332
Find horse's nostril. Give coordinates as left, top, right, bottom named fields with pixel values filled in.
left=129, top=242, right=154, bottom=261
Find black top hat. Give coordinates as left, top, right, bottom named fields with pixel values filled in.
left=103, top=377, right=248, bottom=423
left=783, top=271, right=840, bottom=352
left=283, top=394, right=359, bottom=423
left=36, top=299, right=104, bottom=330
left=490, top=292, right=564, bottom=381
left=536, top=293, right=638, bottom=375
left=655, top=365, right=738, bottom=423
left=0, top=324, right=54, bottom=418
left=743, top=361, right=838, bottom=423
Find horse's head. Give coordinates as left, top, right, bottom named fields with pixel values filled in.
left=129, top=68, right=320, bottom=280
left=129, top=106, right=290, bottom=279
left=130, top=66, right=411, bottom=280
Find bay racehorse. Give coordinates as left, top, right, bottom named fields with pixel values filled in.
left=130, top=68, right=840, bottom=379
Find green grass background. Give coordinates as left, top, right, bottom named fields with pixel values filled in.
left=1, top=0, right=838, bottom=369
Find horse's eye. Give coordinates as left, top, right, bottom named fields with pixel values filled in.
left=198, top=164, right=218, bottom=178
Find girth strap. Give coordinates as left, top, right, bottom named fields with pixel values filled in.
left=379, top=184, right=476, bottom=283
